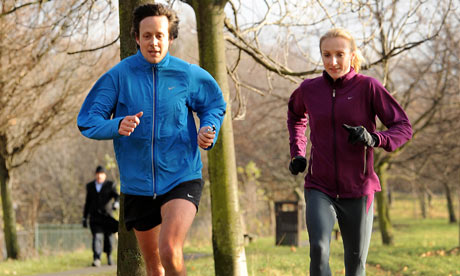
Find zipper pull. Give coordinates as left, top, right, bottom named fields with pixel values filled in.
left=332, top=89, right=336, bottom=98
left=153, top=193, right=157, bottom=200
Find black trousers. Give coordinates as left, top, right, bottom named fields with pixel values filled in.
left=90, top=223, right=114, bottom=260
left=305, top=189, right=374, bottom=276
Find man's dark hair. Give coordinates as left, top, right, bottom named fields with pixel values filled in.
left=131, top=3, right=179, bottom=40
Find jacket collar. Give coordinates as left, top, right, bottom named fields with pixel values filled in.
left=323, top=67, right=356, bottom=87
left=134, top=50, right=171, bottom=70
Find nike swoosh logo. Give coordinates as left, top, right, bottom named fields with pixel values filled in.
left=347, top=96, right=353, bottom=100
left=187, top=193, right=194, bottom=198
left=168, top=86, right=175, bottom=90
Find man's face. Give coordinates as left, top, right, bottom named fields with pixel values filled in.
left=95, top=172, right=106, bottom=184
left=136, top=16, right=173, bottom=64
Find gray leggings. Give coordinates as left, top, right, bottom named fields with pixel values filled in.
left=305, top=189, right=374, bottom=276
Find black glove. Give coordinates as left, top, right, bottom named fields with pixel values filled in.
left=342, top=124, right=378, bottom=147
left=82, top=218, right=88, bottom=228
left=289, top=156, right=307, bottom=175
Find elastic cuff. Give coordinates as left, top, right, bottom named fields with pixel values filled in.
left=113, top=118, right=123, bottom=138
left=371, top=133, right=380, bottom=147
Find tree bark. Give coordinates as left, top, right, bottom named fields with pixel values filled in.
left=418, top=182, right=428, bottom=219
left=375, top=161, right=394, bottom=245
left=0, top=17, right=20, bottom=260
left=0, top=152, right=20, bottom=259
left=186, top=1, right=248, bottom=275
left=117, top=194, right=145, bottom=276
left=442, top=181, right=457, bottom=223
left=116, top=1, right=152, bottom=274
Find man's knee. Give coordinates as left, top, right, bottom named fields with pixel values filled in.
left=141, top=251, right=164, bottom=276
left=93, top=233, right=104, bottom=246
left=159, top=242, right=183, bottom=271
left=145, top=262, right=165, bottom=276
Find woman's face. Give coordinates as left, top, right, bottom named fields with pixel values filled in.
left=320, top=37, right=355, bottom=80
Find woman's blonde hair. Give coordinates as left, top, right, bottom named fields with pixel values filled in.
left=319, top=28, right=365, bottom=73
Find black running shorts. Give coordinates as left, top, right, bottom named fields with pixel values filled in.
left=124, top=179, right=203, bottom=231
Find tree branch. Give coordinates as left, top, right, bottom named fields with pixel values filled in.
left=225, top=19, right=320, bottom=80
left=0, top=1, right=51, bottom=17
left=67, top=34, right=120, bottom=55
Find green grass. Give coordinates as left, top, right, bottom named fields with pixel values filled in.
left=366, top=219, right=459, bottom=276
left=183, top=220, right=458, bottom=276
left=0, top=250, right=89, bottom=275
left=184, top=193, right=459, bottom=276
left=364, top=194, right=460, bottom=276
left=0, top=194, right=458, bottom=276
left=0, top=250, right=116, bottom=276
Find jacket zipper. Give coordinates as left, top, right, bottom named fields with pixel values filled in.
left=363, top=146, right=367, bottom=175
left=152, top=66, right=157, bottom=199
left=310, top=151, right=313, bottom=176
left=332, top=88, right=339, bottom=198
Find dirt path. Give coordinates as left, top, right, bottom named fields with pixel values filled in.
left=33, top=253, right=210, bottom=276
left=33, top=265, right=116, bottom=276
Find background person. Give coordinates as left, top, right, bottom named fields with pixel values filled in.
left=77, top=3, right=226, bottom=275
left=82, top=165, right=119, bottom=267
left=287, top=28, right=412, bottom=275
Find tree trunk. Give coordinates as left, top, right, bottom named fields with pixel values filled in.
left=442, top=181, right=457, bottom=223
left=375, top=161, right=394, bottom=245
left=117, top=1, right=152, bottom=274
left=269, top=200, right=276, bottom=236
left=0, top=153, right=20, bottom=259
left=186, top=1, right=248, bottom=275
left=117, top=194, right=145, bottom=276
left=418, top=183, right=427, bottom=219
left=0, top=20, right=20, bottom=260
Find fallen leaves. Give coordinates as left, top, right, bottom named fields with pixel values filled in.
left=420, top=247, right=459, bottom=258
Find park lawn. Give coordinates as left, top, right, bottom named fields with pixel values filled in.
left=182, top=216, right=459, bottom=275
left=0, top=249, right=116, bottom=276
left=0, top=194, right=458, bottom=276
left=0, top=220, right=457, bottom=276
left=183, top=193, right=459, bottom=276
left=365, top=193, right=460, bottom=276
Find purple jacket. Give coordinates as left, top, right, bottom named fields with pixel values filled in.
left=287, top=69, right=412, bottom=198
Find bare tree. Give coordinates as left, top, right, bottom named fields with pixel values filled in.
left=0, top=0, right=116, bottom=259
left=222, top=0, right=454, bottom=245
left=180, top=1, right=249, bottom=275
left=403, top=12, right=460, bottom=224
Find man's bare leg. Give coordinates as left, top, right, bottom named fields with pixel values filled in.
left=159, top=199, right=197, bottom=276
left=134, top=225, right=164, bottom=276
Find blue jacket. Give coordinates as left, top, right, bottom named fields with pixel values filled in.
left=77, top=51, right=226, bottom=196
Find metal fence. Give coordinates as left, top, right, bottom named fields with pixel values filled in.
left=34, top=224, right=94, bottom=253
left=5, top=224, right=97, bottom=258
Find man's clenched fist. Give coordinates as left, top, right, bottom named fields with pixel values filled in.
left=119, top=111, right=143, bottom=136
